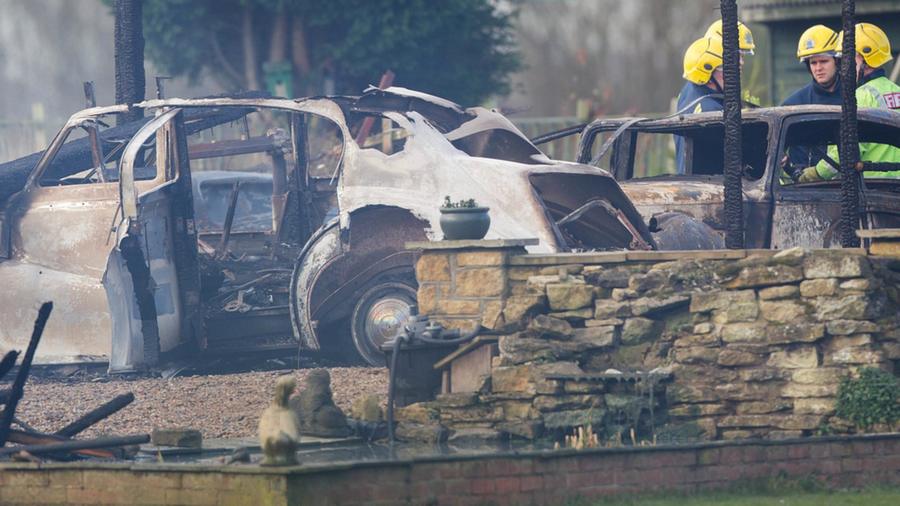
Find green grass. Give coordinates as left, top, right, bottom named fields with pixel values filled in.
left=586, top=489, right=900, bottom=506
left=568, top=481, right=900, bottom=506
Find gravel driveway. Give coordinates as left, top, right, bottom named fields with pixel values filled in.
left=13, top=367, right=388, bottom=439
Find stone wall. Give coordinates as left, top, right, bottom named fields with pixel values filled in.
left=407, top=242, right=900, bottom=443
left=1, top=434, right=899, bottom=505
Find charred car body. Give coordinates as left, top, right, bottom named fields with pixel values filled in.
left=570, top=105, right=900, bottom=249
left=0, top=88, right=653, bottom=370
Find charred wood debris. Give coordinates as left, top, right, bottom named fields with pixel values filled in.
left=0, top=303, right=148, bottom=462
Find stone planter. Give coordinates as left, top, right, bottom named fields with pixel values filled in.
left=439, top=207, right=491, bottom=240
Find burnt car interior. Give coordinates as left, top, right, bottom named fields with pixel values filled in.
left=33, top=104, right=347, bottom=355
left=604, top=123, right=769, bottom=180
left=575, top=120, right=769, bottom=182
left=529, top=172, right=655, bottom=251
left=779, top=116, right=900, bottom=190
left=181, top=106, right=344, bottom=353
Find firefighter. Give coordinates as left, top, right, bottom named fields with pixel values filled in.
left=675, top=22, right=755, bottom=174
left=796, top=22, right=900, bottom=181
left=675, top=21, right=756, bottom=116
left=704, top=20, right=757, bottom=57
left=780, top=25, right=842, bottom=176
left=783, top=25, right=842, bottom=106
left=674, top=36, right=724, bottom=174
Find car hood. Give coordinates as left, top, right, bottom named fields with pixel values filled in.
left=619, top=178, right=728, bottom=206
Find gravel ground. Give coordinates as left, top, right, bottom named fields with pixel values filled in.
left=12, top=367, right=388, bottom=439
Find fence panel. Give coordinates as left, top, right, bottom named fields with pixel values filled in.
left=0, top=120, right=57, bottom=163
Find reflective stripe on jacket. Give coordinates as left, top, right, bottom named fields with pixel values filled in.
left=815, top=73, right=900, bottom=179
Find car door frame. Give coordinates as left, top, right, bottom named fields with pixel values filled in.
left=110, top=107, right=202, bottom=371
left=769, top=110, right=900, bottom=249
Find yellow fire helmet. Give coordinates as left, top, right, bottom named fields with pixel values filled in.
left=797, top=25, right=839, bottom=61
left=683, top=36, right=724, bottom=85
left=705, top=19, right=756, bottom=55
left=837, top=22, right=893, bottom=68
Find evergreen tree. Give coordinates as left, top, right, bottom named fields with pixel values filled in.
left=137, top=0, right=521, bottom=105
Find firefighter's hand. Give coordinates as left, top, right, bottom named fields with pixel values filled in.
left=797, top=167, right=821, bottom=183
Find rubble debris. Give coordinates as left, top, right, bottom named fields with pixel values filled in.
left=15, top=368, right=387, bottom=439
left=6, top=429, right=119, bottom=459
left=0, top=304, right=148, bottom=461
left=0, top=434, right=149, bottom=458
left=0, top=302, right=52, bottom=447
left=55, top=392, right=135, bottom=437
left=150, top=427, right=203, bottom=448
left=222, top=446, right=251, bottom=464
left=0, top=351, right=19, bottom=380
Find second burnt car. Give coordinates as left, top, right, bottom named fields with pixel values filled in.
left=0, top=87, right=654, bottom=369
left=565, top=105, right=900, bottom=250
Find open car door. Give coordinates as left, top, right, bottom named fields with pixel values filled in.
left=107, top=108, right=202, bottom=372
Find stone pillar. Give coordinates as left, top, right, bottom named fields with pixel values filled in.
left=406, top=239, right=537, bottom=332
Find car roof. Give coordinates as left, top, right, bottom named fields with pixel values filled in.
left=585, top=105, right=900, bottom=131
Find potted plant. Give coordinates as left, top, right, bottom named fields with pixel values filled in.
left=439, top=196, right=491, bottom=240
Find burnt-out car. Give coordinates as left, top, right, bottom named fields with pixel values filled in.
left=568, top=105, right=900, bottom=249
left=0, top=88, right=654, bottom=370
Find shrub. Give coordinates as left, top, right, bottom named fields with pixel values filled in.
left=835, top=367, right=900, bottom=431
left=441, top=196, right=478, bottom=209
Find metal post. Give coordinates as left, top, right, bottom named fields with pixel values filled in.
left=83, top=81, right=96, bottom=108
left=155, top=76, right=171, bottom=100
left=839, top=0, right=862, bottom=248
left=721, top=0, right=744, bottom=249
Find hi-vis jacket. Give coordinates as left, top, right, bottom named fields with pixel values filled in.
left=815, top=69, right=900, bottom=179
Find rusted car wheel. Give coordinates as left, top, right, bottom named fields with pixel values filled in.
left=350, top=280, right=417, bottom=366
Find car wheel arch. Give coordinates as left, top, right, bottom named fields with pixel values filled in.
left=289, top=205, right=429, bottom=356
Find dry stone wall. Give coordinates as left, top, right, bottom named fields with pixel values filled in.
left=405, top=243, right=900, bottom=443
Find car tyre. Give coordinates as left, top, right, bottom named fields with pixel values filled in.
left=350, top=279, right=417, bottom=366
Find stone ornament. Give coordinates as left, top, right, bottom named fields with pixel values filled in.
left=291, top=369, right=351, bottom=438
left=258, top=375, right=301, bottom=466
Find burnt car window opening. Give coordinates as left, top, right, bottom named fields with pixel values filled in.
left=673, top=122, right=768, bottom=180
left=306, top=115, right=343, bottom=179
left=195, top=179, right=273, bottom=233
left=780, top=118, right=900, bottom=186
left=632, top=132, right=677, bottom=178
left=584, top=130, right=615, bottom=170
left=450, top=128, right=547, bottom=165
left=347, top=113, right=409, bottom=156
left=186, top=107, right=343, bottom=232
left=39, top=117, right=156, bottom=186
left=188, top=108, right=292, bottom=173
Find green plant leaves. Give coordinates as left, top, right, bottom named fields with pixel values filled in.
left=835, top=367, right=900, bottom=431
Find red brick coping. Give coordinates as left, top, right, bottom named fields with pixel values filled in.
left=0, top=433, right=898, bottom=505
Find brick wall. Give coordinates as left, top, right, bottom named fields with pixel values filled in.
left=0, top=464, right=293, bottom=505
left=2, top=434, right=898, bottom=505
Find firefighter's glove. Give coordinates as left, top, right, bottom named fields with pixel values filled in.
left=797, top=167, right=822, bottom=183
left=784, top=164, right=803, bottom=182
